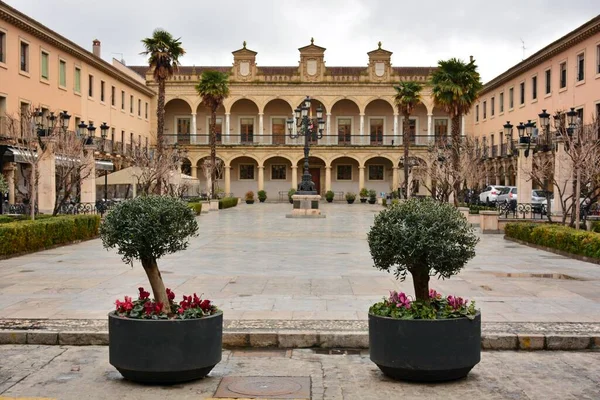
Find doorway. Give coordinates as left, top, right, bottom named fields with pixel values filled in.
left=309, top=168, right=321, bottom=194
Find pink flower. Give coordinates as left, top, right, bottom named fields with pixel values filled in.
left=429, top=289, right=442, bottom=300
left=447, top=295, right=467, bottom=310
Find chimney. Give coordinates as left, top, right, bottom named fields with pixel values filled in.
left=93, top=39, right=101, bottom=58
left=469, top=55, right=474, bottom=62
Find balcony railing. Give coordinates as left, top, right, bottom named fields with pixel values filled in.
left=163, top=133, right=445, bottom=147
left=491, top=145, right=498, bottom=158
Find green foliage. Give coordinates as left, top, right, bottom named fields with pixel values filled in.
left=325, top=190, right=335, bottom=201
left=288, top=188, right=297, bottom=201
left=430, top=58, right=483, bottom=118
left=391, top=199, right=400, bottom=206
left=367, top=198, right=478, bottom=290
left=591, top=221, right=600, bottom=233
left=369, top=290, right=477, bottom=320
left=368, top=190, right=377, bottom=199
left=196, top=71, right=230, bottom=111
left=218, top=197, right=238, bottom=209
left=505, top=222, right=600, bottom=259
left=359, top=188, right=369, bottom=198
left=0, top=215, right=100, bottom=257
left=141, top=29, right=185, bottom=82
left=382, top=198, right=387, bottom=207
left=345, top=192, right=356, bottom=201
left=394, top=81, right=423, bottom=114
left=100, top=196, right=198, bottom=265
left=0, top=214, right=54, bottom=224
left=257, top=190, right=267, bottom=201
left=0, top=175, right=8, bottom=195
left=188, top=202, right=202, bottom=215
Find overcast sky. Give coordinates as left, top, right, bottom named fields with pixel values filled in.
left=6, top=0, right=599, bottom=83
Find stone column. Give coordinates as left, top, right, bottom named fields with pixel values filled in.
left=326, top=113, right=332, bottom=145
left=392, top=166, right=399, bottom=191
left=516, top=142, right=533, bottom=208
left=225, top=113, right=230, bottom=144
left=325, top=165, right=332, bottom=192
left=2, top=163, right=16, bottom=205
left=191, top=166, right=198, bottom=179
left=495, top=175, right=501, bottom=186
left=224, top=166, right=231, bottom=196
left=552, top=137, right=573, bottom=215
left=80, top=145, right=97, bottom=203
left=359, top=114, right=365, bottom=145
left=258, top=165, right=264, bottom=191
left=291, top=165, right=298, bottom=189
left=427, top=113, right=433, bottom=144
left=37, top=138, right=56, bottom=214
left=358, top=166, right=365, bottom=192
left=393, top=113, right=399, bottom=146
left=258, top=113, right=264, bottom=145
left=191, top=113, right=197, bottom=144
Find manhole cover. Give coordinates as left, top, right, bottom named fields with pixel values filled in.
left=214, top=376, right=310, bottom=399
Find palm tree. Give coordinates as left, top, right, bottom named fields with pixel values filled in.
left=141, top=29, right=185, bottom=155
left=431, top=57, right=483, bottom=204
left=394, top=81, right=423, bottom=199
left=196, top=71, right=230, bottom=199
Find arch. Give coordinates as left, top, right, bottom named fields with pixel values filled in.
left=294, top=154, right=328, bottom=166
left=262, top=97, right=296, bottom=113
left=363, top=154, right=396, bottom=166
left=330, top=97, right=361, bottom=114
left=165, top=97, right=193, bottom=112
left=329, top=154, right=362, bottom=166
left=195, top=155, right=226, bottom=169
left=228, top=154, right=261, bottom=165
left=224, top=96, right=261, bottom=114
left=181, top=158, right=192, bottom=176
left=364, top=97, right=396, bottom=113
left=261, top=153, right=295, bottom=166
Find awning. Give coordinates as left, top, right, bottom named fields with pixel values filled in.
left=1, top=145, right=113, bottom=171
left=96, top=160, right=114, bottom=171
left=95, top=166, right=198, bottom=185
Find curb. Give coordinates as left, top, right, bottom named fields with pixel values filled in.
left=1, top=330, right=599, bottom=351
left=504, top=236, right=600, bottom=265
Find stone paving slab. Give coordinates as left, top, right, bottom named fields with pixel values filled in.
left=1, top=346, right=599, bottom=400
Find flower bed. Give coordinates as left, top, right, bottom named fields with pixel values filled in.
left=219, top=197, right=239, bottom=209
left=115, top=287, right=218, bottom=319
left=505, top=222, right=600, bottom=259
left=370, top=290, right=477, bottom=320
left=0, top=214, right=100, bottom=257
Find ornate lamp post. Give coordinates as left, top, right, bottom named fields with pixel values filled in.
left=503, top=121, right=513, bottom=156
left=100, top=122, right=109, bottom=201
left=286, top=96, right=325, bottom=194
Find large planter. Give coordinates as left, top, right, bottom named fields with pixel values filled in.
left=368, top=198, right=377, bottom=204
left=369, top=312, right=481, bottom=382
left=259, top=198, right=266, bottom=203
left=360, top=198, right=367, bottom=203
left=109, top=311, right=223, bottom=384
left=346, top=198, right=355, bottom=204
left=245, top=200, right=255, bottom=204
left=326, top=198, right=333, bottom=203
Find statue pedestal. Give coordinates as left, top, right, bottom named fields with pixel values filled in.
left=286, top=194, right=325, bottom=218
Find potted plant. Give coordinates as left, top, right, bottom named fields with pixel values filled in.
left=368, top=190, right=377, bottom=204
left=245, top=191, right=255, bottom=204
left=288, top=188, right=296, bottom=204
left=367, top=198, right=479, bottom=382
left=325, top=190, right=335, bottom=203
left=257, top=190, right=267, bottom=203
left=100, top=196, right=222, bottom=384
left=359, top=188, right=369, bottom=203
left=345, top=192, right=356, bottom=204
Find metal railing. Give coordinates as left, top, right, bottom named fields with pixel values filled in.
left=57, top=201, right=114, bottom=216
left=497, top=202, right=546, bottom=220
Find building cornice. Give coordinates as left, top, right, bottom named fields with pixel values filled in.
left=0, top=1, right=155, bottom=97
left=481, top=14, right=600, bottom=95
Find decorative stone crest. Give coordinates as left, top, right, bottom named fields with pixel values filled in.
left=232, top=41, right=257, bottom=82
left=367, top=42, right=392, bottom=82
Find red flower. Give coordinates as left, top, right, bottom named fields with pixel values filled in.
left=154, top=302, right=163, bottom=314
left=138, top=287, right=150, bottom=301
left=200, top=299, right=211, bottom=312
left=143, top=301, right=154, bottom=315
left=177, top=307, right=184, bottom=314
left=166, top=288, right=175, bottom=301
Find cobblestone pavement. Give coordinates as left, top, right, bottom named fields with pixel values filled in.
left=1, top=203, right=600, bottom=322
left=0, top=345, right=599, bottom=400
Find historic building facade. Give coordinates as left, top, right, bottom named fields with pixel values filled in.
left=130, top=41, right=461, bottom=198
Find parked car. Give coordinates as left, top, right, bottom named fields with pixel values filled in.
left=479, top=185, right=506, bottom=205
left=542, top=196, right=590, bottom=216
left=532, top=190, right=550, bottom=213
left=496, top=187, right=517, bottom=204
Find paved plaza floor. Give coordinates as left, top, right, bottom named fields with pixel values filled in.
left=0, top=345, right=599, bottom=399
left=1, top=203, right=600, bottom=322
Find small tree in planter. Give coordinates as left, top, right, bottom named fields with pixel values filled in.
left=325, top=190, right=335, bottom=203
left=368, top=189, right=377, bottom=204
left=359, top=187, right=369, bottom=203
left=345, top=192, right=356, bottom=204
left=245, top=191, right=255, bottom=204
left=257, top=190, right=267, bottom=203
left=367, top=198, right=479, bottom=382
left=100, top=196, right=222, bottom=383
left=288, top=188, right=296, bottom=204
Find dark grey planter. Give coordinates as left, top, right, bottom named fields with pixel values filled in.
left=360, top=198, right=367, bottom=203
left=369, top=312, right=481, bottom=382
left=108, top=311, right=222, bottom=384
left=245, top=200, right=255, bottom=204
left=368, top=198, right=377, bottom=204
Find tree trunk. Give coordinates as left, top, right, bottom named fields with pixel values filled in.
left=140, top=257, right=172, bottom=314
left=403, top=111, right=411, bottom=200
left=451, top=114, right=461, bottom=206
left=410, top=267, right=430, bottom=302
left=156, top=78, right=166, bottom=195
left=210, top=107, right=217, bottom=199
left=30, top=163, right=36, bottom=221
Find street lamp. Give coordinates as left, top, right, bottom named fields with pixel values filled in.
left=59, top=111, right=71, bottom=131
left=78, top=121, right=88, bottom=137
left=99, top=122, right=110, bottom=202
left=100, top=122, right=109, bottom=139
left=503, top=121, right=513, bottom=155
left=566, top=107, right=578, bottom=135
left=286, top=96, right=325, bottom=194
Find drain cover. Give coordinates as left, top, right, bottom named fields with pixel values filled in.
left=214, top=376, right=310, bottom=399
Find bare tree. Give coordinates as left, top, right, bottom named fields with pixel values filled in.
left=130, top=140, right=185, bottom=197
left=200, top=158, right=224, bottom=198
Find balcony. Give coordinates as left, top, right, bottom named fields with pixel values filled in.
left=491, top=145, right=498, bottom=158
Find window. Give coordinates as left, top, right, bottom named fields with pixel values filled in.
left=370, top=118, right=384, bottom=144
left=59, top=60, right=66, bottom=87
left=74, top=67, right=81, bottom=93
left=475, top=105, right=479, bottom=122
left=337, top=165, right=352, bottom=180
left=40, top=51, right=49, bottom=79
left=532, top=76, right=537, bottom=100
left=20, top=41, right=29, bottom=72
left=368, top=165, right=384, bottom=181
left=100, top=81, right=105, bottom=102
left=405, top=119, right=416, bottom=143
left=271, top=165, right=286, bottom=180
left=88, top=75, right=94, bottom=97
left=483, top=101, right=487, bottom=119
left=121, top=130, right=125, bottom=151
left=545, top=69, right=551, bottom=94
left=271, top=117, right=286, bottom=144
left=560, top=62, right=567, bottom=88
left=121, top=91, right=125, bottom=110
left=145, top=102, right=148, bottom=119
left=137, top=99, right=141, bottom=116
left=240, top=165, right=254, bottom=180
left=509, top=87, right=514, bottom=109
left=0, top=31, right=5, bottom=63
left=111, top=127, right=115, bottom=143
left=490, top=97, right=495, bottom=116
left=130, top=95, right=133, bottom=113
left=434, top=119, right=448, bottom=140
left=176, top=117, right=190, bottom=134
left=338, top=118, right=352, bottom=144
left=499, top=92, right=504, bottom=113
left=519, top=82, right=525, bottom=105
left=111, top=86, right=115, bottom=106
left=240, top=118, right=254, bottom=143
left=597, top=44, right=600, bottom=74
left=576, top=108, right=583, bottom=125
left=577, top=53, right=585, bottom=81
